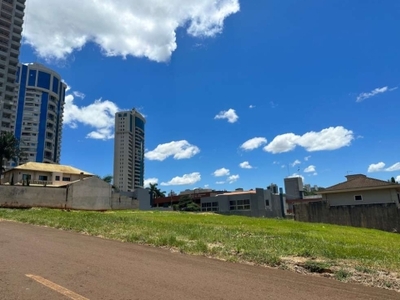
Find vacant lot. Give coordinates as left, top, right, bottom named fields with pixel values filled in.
left=1, top=209, right=399, bottom=291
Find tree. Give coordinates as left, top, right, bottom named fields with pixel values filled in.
left=390, top=177, right=396, bottom=183
left=102, top=175, right=113, bottom=184
left=149, top=183, right=166, bottom=198
left=174, top=195, right=200, bottom=212
left=0, top=132, right=25, bottom=184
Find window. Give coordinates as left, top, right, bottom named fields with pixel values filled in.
left=265, top=199, right=270, bottom=207
left=229, top=199, right=251, bottom=211
left=201, top=202, right=219, bottom=212
left=62, top=177, right=71, bottom=182
left=38, top=175, right=48, bottom=181
left=55, top=176, right=60, bottom=181
left=354, top=195, right=363, bottom=201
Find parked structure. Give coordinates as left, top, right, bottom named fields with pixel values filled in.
left=0, top=0, right=26, bottom=134
left=1, top=162, right=93, bottom=186
left=13, top=63, right=66, bottom=164
left=319, top=174, right=400, bottom=206
left=200, top=185, right=284, bottom=218
left=113, top=109, right=145, bottom=191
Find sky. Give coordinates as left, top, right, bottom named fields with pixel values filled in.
left=18, top=0, right=400, bottom=192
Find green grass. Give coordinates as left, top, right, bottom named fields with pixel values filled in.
left=1, top=208, right=399, bottom=273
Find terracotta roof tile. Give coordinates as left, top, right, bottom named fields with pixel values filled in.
left=323, top=174, right=398, bottom=192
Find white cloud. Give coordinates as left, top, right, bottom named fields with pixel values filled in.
left=396, top=176, right=400, bottom=183
left=281, top=165, right=286, bottom=168
left=63, top=93, right=119, bottom=140
left=239, top=161, right=253, bottom=169
left=368, top=162, right=386, bottom=173
left=240, top=137, right=267, bottom=151
left=313, top=172, right=318, bottom=176
left=73, top=91, right=85, bottom=99
left=273, top=161, right=280, bottom=165
left=145, top=140, right=200, bottom=161
left=356, top=86, right=397, bottom=102
left=264, top=127, right=354, bottom=154
left=23, top=0, right=240, bottom=62
left=214, top=108, right=239, bottom=123
left=385, top=162, right=400, bottom=172
left=227, top=174, right=239, bottom=184
left=144, top=178, right=158, bottom=187
left=160, top=172, right=201, bottom=186
left=249, top=105, right=255, bottom=109
left=304, top=156, right=311, bottom=161
left=291, top=159, right=301, bottom=167
left=213, top=168, right=230, bottom=177
left=204, top=184, right=209, bottom=188
left=216, top=181, right=225, bottom=184
left=304, top=165, right=316, bottom=173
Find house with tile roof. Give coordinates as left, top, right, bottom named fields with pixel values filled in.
left=319, top=174, right=400, bottom=207
left=1, top=162, right=94, bottom=187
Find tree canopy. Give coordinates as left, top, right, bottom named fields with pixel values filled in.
left=149, top=183, right=166, bottom=198
left=0, top=132, right=25, bottom=183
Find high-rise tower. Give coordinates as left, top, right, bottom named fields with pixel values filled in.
left=0, top=0, right=26, bottom=134
left=113, top=109, right=145, bottom=191
left=14, top=63, right=66, bottom=163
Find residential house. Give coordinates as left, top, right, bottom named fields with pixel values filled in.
left=1, top=162, right=93, bottom=186
left=319, top=174, right=400, bottom=207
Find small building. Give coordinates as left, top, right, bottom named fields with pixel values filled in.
left=1, top=162, right=93, bottom=186
left=319, top=174, right=400, bottom=207
left=200, top=187, right=284, bottom=218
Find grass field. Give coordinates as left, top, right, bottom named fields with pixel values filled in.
left=1, top=208, right=399, bottom=276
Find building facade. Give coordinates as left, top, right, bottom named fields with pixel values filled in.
left=113, top=109, right=145, bottom=191
left=0, top=0, right=26, bottom=134
left=14, top=63, right=66, bottom=163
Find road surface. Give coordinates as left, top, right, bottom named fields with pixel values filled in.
left=0, top=221, right=398, bottom=300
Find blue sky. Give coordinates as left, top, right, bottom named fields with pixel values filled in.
left=19, top=0, right=400, bottom=192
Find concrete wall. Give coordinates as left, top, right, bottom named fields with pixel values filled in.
left=323, top=189, right=400, bottom=207
left=0, top=177, right=141, bottom=211
left=0, top=185, right=67, bottom=209
left=294, top=201, right=400, bottom=233
left=67, top=177, right=112, bottom=210
left=201, top=188, right=283, bottom=218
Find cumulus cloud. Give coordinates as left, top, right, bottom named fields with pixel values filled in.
left=214, top=108, right=239, bottom=123
left=144, top=178, right=158, bottom=187
left=227, top=174, right=239, bottom=184
left=396, top=176, right=400, bottom=183
left=264, top=126, right=354, bottom=154
left=291, top=159, right=301, bottom=167
left=239, top=161, right=253, bottom=169
left=386, top=162, right=400, bottom=172
left=145, top=140, right=200, bottom=161
left=304, top=156, right=311, bottom=161
left=367, top=162, right=385, bottom=173
left=23, top=0, right=240, bottom=62
left=63, top=92, right=119, bottom=140
left=240, top=137, right=267, bottom=151
left=356, top=86, right=397, bottom=102
left=304, top=165, right=316, bottom=173
left=160, top=172, right=201, bottom=186
left=213, top=168, right=230, bottom=177
left=367, top=162, right=400, bottom=172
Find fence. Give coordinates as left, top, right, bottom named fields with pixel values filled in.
left=293, top=201, right=400, bottom=233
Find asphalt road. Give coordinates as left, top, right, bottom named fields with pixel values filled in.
left=0, top=221, right=398, bottom=300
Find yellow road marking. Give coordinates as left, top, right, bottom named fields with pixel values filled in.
left=26, top=274, right=89, bottom=300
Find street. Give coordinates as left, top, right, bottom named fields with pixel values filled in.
left=0, top=221, right=398, bottom=300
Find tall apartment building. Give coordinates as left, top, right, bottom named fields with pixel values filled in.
left=113, top=109, right=145, bottom=191
left=14, top=63, right=66, bottom=163
left=0, top=0, right=26, bottom=134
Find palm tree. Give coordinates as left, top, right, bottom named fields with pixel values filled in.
left=149, top=183, right=166, bottom=198
left=0, top=132, right=25, bottom=184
